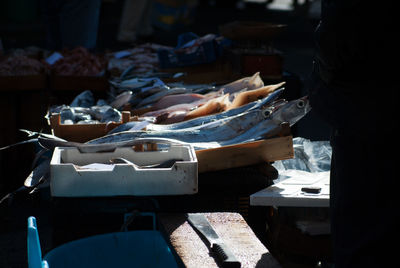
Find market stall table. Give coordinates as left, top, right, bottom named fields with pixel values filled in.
left=159, top=212, right=281, bottom=268
left=250, top=171, right=330, bottom=208
left=249, top=172, right=332, bottom=264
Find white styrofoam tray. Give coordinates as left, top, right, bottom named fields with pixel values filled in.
left=50, top=142, right=198, bottom=197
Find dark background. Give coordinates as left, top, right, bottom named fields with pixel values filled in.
left=0, top=1, right=331, bottom=267
left=0, top=0, right=330, bottom=139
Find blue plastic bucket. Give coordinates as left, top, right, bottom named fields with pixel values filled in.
left=28, top=217, right=179, bottom=268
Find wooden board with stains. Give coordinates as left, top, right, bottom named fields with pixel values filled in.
left=159, top=212, right=281, bottom=268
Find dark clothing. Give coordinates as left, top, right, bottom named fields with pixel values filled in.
left=329, top=131, right=397, bottom=267
left=309, top=1, right=398, bottom=267
left=311, top=1, right=397, bottom=136
left=40, top=0, right=101, bottom=50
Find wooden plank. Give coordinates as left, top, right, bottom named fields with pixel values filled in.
left=196, top=136, right=294, bottom=173
left=159, top=212, right=281, bottom=268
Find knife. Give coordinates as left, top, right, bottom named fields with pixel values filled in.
left=187, top=213, right=241, bottom=268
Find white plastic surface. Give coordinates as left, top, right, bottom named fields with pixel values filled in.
left=250, top=137, right=331, bottom=208
left=50, top=143, right=198, bottom=197
left=250, top=171, right=330, bottom=207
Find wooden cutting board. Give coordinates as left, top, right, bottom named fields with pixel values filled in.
left=159, top=212, right=281, bottom=268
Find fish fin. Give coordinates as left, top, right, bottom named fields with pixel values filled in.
left=270, top=81, right=286, bottom=91
left=19, top=129, right=38, bottom=137
left=184, top=96, right=222, bottom=120
left=227, top=81, right=287, bottom=110
left=247, top=72, right=264, bottom=90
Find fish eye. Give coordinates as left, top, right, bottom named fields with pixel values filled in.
left=297, top=100, right=305, bottom=109
left=263, top=110, right=271, bottom=117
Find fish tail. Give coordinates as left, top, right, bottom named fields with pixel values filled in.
left=0, top=186, right=27, bottom=206
left=0, top=138, right=38, bottom=151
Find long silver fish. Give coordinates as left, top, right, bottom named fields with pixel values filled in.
left=86, top=96, right=304, bottom=146
left=186, top=97, right=310, bottom=149
left=219, top=97, right=311, bottom=146
left=86, top=108, right=269, bottom=145
left=107, top=88, right=284, bottom=134
left=87, top=96, right=310, bottom=150
left=147, top=87, right=285, bottom=131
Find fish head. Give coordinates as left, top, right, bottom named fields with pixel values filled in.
left=271, top=96, right=311, bottom=126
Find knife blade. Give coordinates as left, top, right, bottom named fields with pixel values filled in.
left=187, top=213, right=241, bottom=268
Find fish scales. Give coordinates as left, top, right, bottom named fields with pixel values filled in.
left=89, top=97, right=310, bottom=150
left=107, top=104, right=256, bottom=134
left=121, top=88, right=284, bottom=133
left=34, top=97, right=310, bottom=152
left=220, top=97, right=310, bottom=146
left=146, top=103, right=254, bottom=131
left=86, top=109, right=267, bottom=145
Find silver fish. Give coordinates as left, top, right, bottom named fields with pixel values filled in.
left=270, top=96, right=311, bottom=126
left=107, top=120, right=151, bottom=134
left=220, top=96, right=311, bottom=146
left=110, top=90, right=132, bottom=109
left=110, top=77, right=153, bottom=90
left=86, top=97, right=310, bottom=150
left=107, top=89, right=283, bottom=134
left=86, top=104, right=280, bottom=145
left=53, top=105, right=122, bottom=124
left=109, top=157, right=183, bottom=169
left=38, top=136, right=183, bottom=154
left=99, top=107, right=122, bottom=123
left=70, top=90, right=95, bottom=108
left=119, top=64, right=136, bottom=80
left=109, top=157, right=135, bottom=165
left=135, top=87, right=190, bottom=108
left=0, top=130, right=67, bottom=151
left=144, top=88, right=284, bottom=131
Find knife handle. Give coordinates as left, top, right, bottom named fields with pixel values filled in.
left=212, top=243, right=241, bottom=268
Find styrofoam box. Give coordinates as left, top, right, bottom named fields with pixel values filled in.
left=50, top=144, right=198, bottom=197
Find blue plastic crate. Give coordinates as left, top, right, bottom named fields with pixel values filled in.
left=27, top=216, right=179, bottom=268
left=158, top=41, right=217, bottom=68
left=157, top=32, right=220, bottom=68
